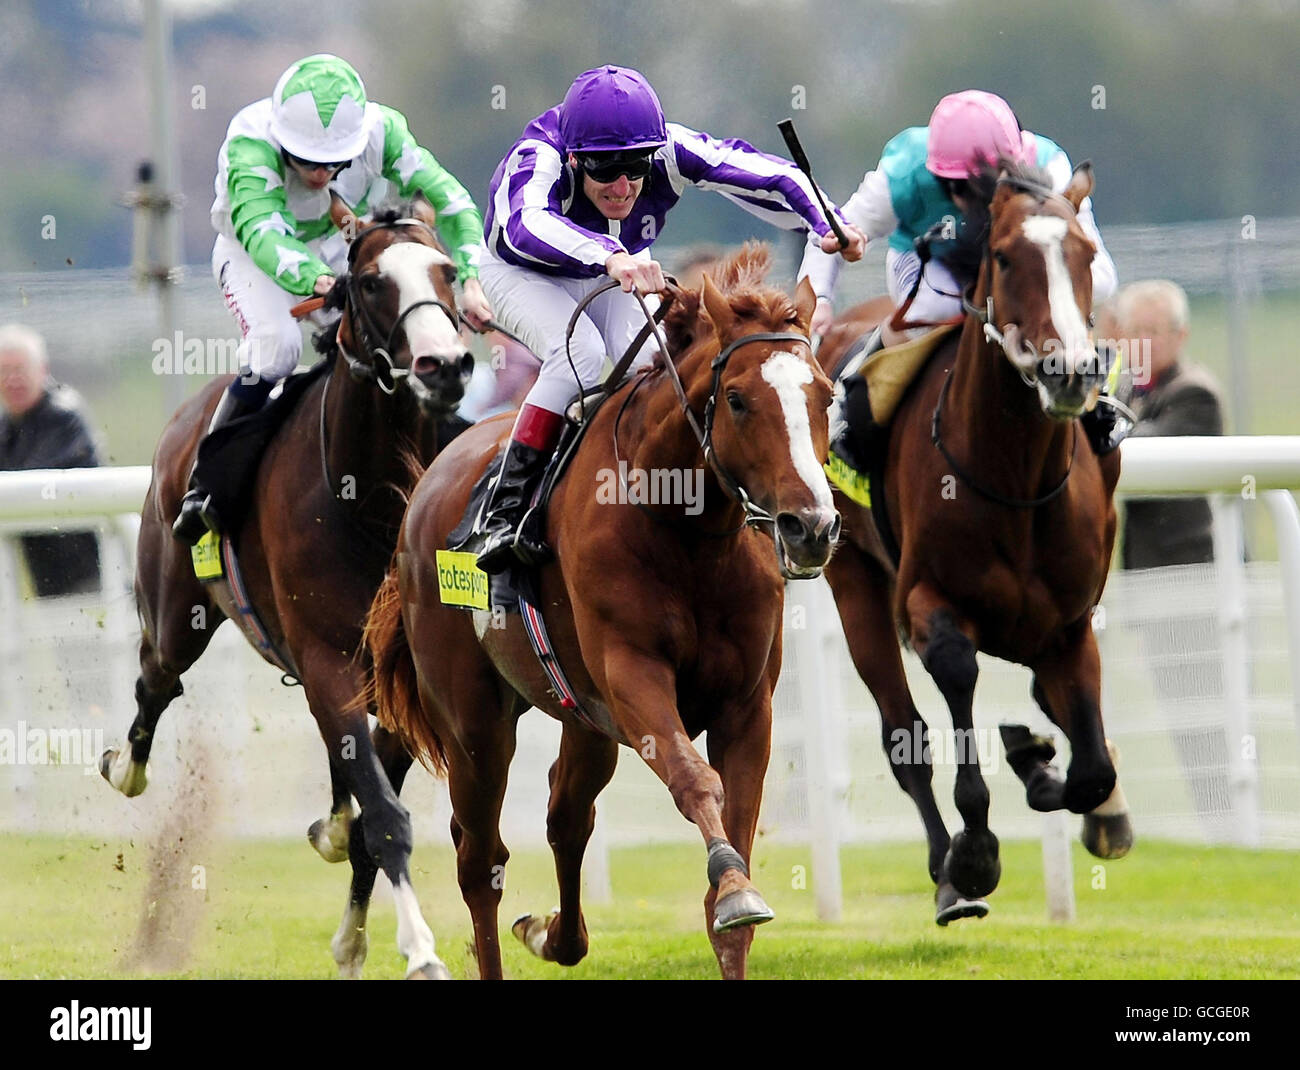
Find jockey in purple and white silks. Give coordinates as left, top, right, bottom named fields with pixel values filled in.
left=472, top=64, right=865, bottom=573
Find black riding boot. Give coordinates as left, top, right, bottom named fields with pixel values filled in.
left=172, top=386, right=265, bottom=545
left=1081, top=401, right=1126, bottom=456
left=829, top=328, right=887, bottom=474
left=474, top=438, right=553, bottom=574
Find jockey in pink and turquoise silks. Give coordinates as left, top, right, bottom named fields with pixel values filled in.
left=798, top=89, right=1123, bottom=454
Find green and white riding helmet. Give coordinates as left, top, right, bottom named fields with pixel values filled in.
left=270, top=54, right=371, bottom=163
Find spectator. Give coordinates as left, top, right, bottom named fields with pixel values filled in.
left=1114, top=280, right=1229, bottom=831
left=0, top=324, right=103, bottom=597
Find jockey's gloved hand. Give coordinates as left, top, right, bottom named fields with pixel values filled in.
left=606, top=252, right=665, bottom=294
left=820, top=224, right=866, bottom=261
left=459, top=278, right=493, bottom=331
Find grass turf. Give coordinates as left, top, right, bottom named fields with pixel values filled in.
left=3, top=833, right=1297, bottom=980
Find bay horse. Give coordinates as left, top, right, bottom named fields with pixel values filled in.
left=100, top=210, right=473, bottom=977
left=365, top=245, right=838, bottom=979
left=817, top=161, right=1132, bottom=923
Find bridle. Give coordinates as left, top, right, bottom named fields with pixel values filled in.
left=336, top=217, right=461, bottom=395
left=936, top=175, right=1088, bottom=509
left=960, top=176, right=1087, bottom=389
left=623, top=284, right=811, bottom=533
left=317, top=218, right=461, bottom=552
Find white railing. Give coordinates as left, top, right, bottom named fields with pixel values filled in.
left=2, top=437, right=1298, bottom=924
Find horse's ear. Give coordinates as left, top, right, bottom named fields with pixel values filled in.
left=794, top=275, right=817, bottom=331
left=701, top=274, right=735, bottom=341
left=1065, top=161, right=1095, bottom=212
left=411, top=192, right=438, bottom=229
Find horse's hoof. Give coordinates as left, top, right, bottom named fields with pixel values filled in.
left=511, top=910, right=558, bottom=959
left=944, top=828, right=1001, bottom=899
left=99, top=748, right=147, bottom=797
left=406, top=958, right=453, bottom=980
left=935, top=880, right=990, bottom=926
left=308, top=817, right=350, bottom=863
left=1064, top=774, right=1116, bottom=815
left=1081, top=812, right=1134, bottom=859
left=712, top=887, right=775, bottom=933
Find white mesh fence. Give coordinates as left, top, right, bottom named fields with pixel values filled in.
left=2, top=497, right=1297, bottom=854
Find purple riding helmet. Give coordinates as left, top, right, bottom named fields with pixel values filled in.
left=559, top=65, right=668, bottom=154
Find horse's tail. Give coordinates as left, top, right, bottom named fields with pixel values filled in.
left=363, top=562, right=448, bottom=777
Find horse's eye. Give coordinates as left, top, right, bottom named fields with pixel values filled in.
left=361, top=275, right=380, bottom=294
left=726, top=391, right=746, bottom=415
left=993, top=251, right=1011, bottom=271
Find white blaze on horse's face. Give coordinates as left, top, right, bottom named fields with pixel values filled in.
left=374, top=243, right=462, bottom=358
left=760, top=351, right=834, bottom=510
left=1021, top=214, right=1093, bottom=375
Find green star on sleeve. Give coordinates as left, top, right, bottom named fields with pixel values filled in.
left=226, top=136, right=331, bottom=295
left=379, top=105, right=485, bottom=283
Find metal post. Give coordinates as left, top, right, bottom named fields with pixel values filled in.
left=142, top=0, right=185, bottom=414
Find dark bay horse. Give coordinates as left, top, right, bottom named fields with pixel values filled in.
left=100, top=212, right=472, bottom=977
left=366, top=245, right=839, bottom=979
left=817, top=162, right=1132, bottom=923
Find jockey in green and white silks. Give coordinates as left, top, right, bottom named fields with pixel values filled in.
left=175, top=53, right=492, bottom=543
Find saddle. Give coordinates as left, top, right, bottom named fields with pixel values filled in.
left=446, top=384, right=613, bottom=611
left=825, top=323, right=959, bottom=566
left=190, top=358, right=333, bottom=539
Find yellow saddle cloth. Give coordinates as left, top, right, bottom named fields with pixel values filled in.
left=852, top=323, right=959, bottom=424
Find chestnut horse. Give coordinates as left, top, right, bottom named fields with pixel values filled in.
left=366, top=245, right=838, bottom=979
left=100, top=212, right=472, bottom=977
left=817, top=161, right=1132, bottom=924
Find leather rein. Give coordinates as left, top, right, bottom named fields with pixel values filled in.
left=317, top=218, right=461, bottom=553
left=566, top=278, right=809, bottom=536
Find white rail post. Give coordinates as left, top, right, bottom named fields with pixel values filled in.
left=1263, top=490, right=1300, bottom=762
left=1212, top=496, right=1259, bottom=846
left=794, top=577, right=844, bottom=922
left=583, top=808, right=613, bottom=905
left=1041, top=742, right=1077, bottom=924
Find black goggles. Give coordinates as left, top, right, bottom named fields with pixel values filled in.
left=283, top=150, right=351, bottom=174
left=575, top=151, right=655, bottom=183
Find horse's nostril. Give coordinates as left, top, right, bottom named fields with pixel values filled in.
left=826, top=513, right=842, bottom=544
left=412, top=355, right=438, bottom=379
left=777, top=512, right=805, bottom=543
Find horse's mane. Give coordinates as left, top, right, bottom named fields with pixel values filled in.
left=661, top=241, right=799, bottom=355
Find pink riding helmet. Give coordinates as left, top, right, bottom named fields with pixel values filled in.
left=926, top=90, right=1027, bottom=179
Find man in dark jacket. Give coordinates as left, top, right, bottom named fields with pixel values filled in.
left=1114, top=281, right=1228, bottom=831
left=0, top=324, right=103, bottom=597
left=1119, top=281, right=1224, bottom=569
